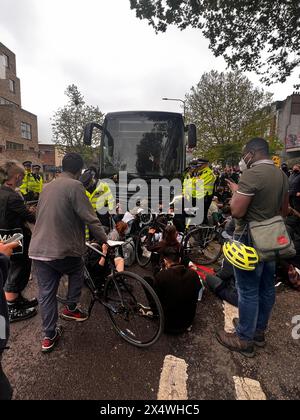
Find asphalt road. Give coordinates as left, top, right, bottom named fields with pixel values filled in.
left=3, top=265, right=300, bottom=400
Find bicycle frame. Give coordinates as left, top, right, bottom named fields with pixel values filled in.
left=84, top=243, right=125, bottom=315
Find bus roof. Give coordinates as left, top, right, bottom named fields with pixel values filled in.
left=105, top=110, right=184, bottom=120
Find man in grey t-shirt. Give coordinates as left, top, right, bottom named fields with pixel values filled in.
left=216, top=138, right=289, bottom=358
left=30, top=153, right=107, bottom=353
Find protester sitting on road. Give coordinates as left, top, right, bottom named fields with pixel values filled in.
left=146, top=225, right=181, bottom=275
left=0, top=160, right=38, bottom=323
left=206, top=259, right=238, bottom=307
left=107, top=221, right=129, bottom=272
left=0, top=241, right=19, bottom=400
left=29, top=153, right=107, bottom=354
left=206, top=217, right=238, bottom=307
left=144, top=247, right=201, bottom=334
left=208, top=196, right=222, bottom=225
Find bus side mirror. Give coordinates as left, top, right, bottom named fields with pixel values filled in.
left=187, top=124, right=197, bottom=149
left=83, top=122, right=103, bottom=146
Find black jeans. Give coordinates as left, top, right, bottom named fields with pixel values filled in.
left=215, top=283, right=238, bottom=307
left=4, top=235, right=31, bottom=294
left=0, top=359, right=13, bottom=400
left=33, top=257, right=85, bottom=338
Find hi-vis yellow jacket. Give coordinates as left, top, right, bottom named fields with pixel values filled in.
left=31, top=175, right=43, bottom=194
left=86, top=182, right=114, bottom=212
left=183, top=167, right=215, bottom=200
left=19, top=171, right=37, bottom=197
left=85, top=182, right=114, bottom=240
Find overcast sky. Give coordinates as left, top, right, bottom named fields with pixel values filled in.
left=1, top=0, right=299, bottom=143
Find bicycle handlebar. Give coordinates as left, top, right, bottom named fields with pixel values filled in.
left=85, top=242, right=106, bottom=258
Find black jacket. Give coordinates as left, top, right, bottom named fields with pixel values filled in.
left=289, top=173, right=300, bottom=211
left=154, top=264, right=201, bottom=333
left=289, top=172, right=300, bottom=196
left=0, top=186, right=35, bottom=256
left=0, top=186, right=35, bottom=232
left=0, top=255, right=9, bottom=354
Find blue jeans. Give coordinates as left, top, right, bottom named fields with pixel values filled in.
left=234, top=235, right=276, bottom=341
left=33, top=257, right=85, bottom=338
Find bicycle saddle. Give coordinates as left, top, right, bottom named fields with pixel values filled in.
left=107, top=240, right=125, bottom=247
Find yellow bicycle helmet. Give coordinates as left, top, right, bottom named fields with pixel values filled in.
left=223, top=241, right=259, bottom=271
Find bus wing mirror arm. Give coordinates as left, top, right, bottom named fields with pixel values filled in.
left=83, top=122, right=103, bottom=146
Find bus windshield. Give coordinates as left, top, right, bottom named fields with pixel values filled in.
left=101, top=112, right=185, bottom=177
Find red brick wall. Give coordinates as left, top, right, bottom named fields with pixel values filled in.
left=39, top=144, right=56, bottom=166
left=0, top=150, right=42, bottom=166
left=0, top=42, right=21, bottom=107
left=0, top=104, right=38, bottom=150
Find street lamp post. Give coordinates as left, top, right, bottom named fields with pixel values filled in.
left=162, top=97, right=186, bottom=120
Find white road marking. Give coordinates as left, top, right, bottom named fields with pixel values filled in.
left=157, top=355, right=188, bottom=400
left=223, top=301, right=239, bottom=333
left=233, top=376, right=267, bottom=400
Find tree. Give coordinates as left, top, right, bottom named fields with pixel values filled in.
left=185, top=70, right=274, bottom=163
left=51, top=85, right=104, bottom=165
left=130, top=0, right=300, bottom=86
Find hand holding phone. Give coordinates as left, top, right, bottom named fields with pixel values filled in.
left=0, top=242, right=20, bottom=257
left=2, top=233, right=24, bottom=244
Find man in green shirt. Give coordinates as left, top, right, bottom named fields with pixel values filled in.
left=217, top=138, right=289, bottom=357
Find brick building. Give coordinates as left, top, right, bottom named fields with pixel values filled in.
left=0, top=42, right=41, bottom=166
left=39, top=144, right=63, bottom=181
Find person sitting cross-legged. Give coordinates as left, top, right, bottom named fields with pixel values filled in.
left=144, top=247, right=201, bottom=334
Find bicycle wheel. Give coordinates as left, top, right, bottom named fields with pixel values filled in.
left=135, top=226, right=152, bottom=267
left=182, top=226, right=223, bottom=265
left=104, top=271, right=164, bottom=347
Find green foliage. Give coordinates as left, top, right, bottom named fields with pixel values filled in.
left=130, top=0, right=300, bottom=86
left=51, top=85, right=104, bottom=165
left=185, top=70, right=274, bottom=164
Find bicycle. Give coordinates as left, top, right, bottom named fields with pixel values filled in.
left=57, top=241, right=164, bottom=348
left=135, top=207, right=224, bottom=267
left=181, top=222, right=224, bottom=265
left=135, top=213, right=172, bottom=267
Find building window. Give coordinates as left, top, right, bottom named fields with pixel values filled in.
left=3, top=54, right=9, bottom=68
left=9, top=79, right=15, bottom=93
left=21, top=122, right=32, bottom=140
left=6, top=141, right=24, bottom=151
left=0, top=96, right=14, bottom=106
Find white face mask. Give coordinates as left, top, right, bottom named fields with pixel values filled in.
left=239, top=159, right=248, bottom=173
left=239, top=153, right=252, bottom=172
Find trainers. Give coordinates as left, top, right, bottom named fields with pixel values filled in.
left=216, top=330, right=255, bottom=358
left=61, top=306, right=88, bottom=322
left=14, top=294, right=38, bottom=309
left=233, top=318, right=266, bottom=348
left=8, top=304, right=37, bottom=323
left=42, top=326, right=63, bottom=353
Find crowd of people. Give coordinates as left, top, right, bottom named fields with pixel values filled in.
left=1, top=137, right=300, bottom=399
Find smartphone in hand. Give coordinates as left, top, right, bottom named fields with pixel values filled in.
left=2, top=233, right=24, bottom=244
